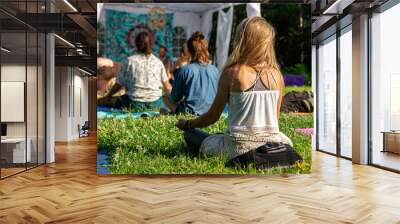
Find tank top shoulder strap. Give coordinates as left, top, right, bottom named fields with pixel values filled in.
left=253, top=69, right=277, bottom=91
left=244, top=68, right=278, bottom=92
left=269, top=70, right=279, bottom=89
left=250, top=71, right=262, bottom=91
left=243, top=70, right=260, bottom=92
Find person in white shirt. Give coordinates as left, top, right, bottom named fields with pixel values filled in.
left=98, top=31, right=172, bottom=110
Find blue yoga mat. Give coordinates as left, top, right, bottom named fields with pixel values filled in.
left=97, top=148, right=110, bottom=175
left=97, top=106, right=123, bottom=112
left=97, top=106, right=228, bottom=119
left=97, top=106, right=160, bottom=119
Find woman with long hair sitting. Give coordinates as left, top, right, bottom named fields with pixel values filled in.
left=175, top=17, right=301, bottom=168
left=163, top=31, right=218, bottom=115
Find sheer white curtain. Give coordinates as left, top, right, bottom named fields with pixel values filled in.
left=97, top=3, right=103, bottom=22
left=216, top=7, right=233, bottom=72
left=214, top=3, right=260, bottom=71
left=246, top=3, right=261, bottom=17
left=200, top=11, right=213, bottom=41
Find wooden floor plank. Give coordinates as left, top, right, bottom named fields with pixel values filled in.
left=0, top=135, right=400, bottom=223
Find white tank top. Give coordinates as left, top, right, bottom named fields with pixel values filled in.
left=228, top=72, right=280, bottom=137
left=199, top=72, right=292, bottom=159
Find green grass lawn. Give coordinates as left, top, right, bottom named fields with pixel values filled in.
left=98, top=113, right=313, bottom=175
left=284, top=86, right=312, bottom=95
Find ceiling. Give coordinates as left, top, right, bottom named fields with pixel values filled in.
left=1, top=32, right=45, bottom=64
left=311, top=0, right=390, bottom=43
left=0, top=0, right=98, bottom=74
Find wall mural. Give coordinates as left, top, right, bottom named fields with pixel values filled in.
left=104, top=8, right=174, bottom=63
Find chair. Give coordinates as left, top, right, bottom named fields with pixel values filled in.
left=78, top=121, right=90, bottom=138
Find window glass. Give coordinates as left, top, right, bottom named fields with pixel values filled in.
left=0, top=5, right=28, bottom=178
left=371, top=3, right=400, bottom=171
left=317, top=35, right=337, bottom=154
left=340, top=27, right=352, bottom=158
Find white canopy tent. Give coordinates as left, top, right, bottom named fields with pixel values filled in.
left=98, top=3, right=261, bottom=71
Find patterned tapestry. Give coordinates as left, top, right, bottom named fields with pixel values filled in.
left=104, top=8, right=174, bottom=63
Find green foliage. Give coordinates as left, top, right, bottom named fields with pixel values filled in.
left=284, top=86, right=313, bottom=95
left=209, top=4, right=311, bottom=70
left=98, top=113, right=313, bottom=174
left=260, top=4, right=311, bottom=70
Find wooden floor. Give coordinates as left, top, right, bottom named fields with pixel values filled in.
left=1, top=167, right=26, bottom=178
left=372, top=150, right=400, bottom=171
left=1, top=135, right=400, bottom=223
left=1, top=163, right=44, bottom=178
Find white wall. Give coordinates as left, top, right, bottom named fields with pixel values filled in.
left=54, top=67, right=89, bottom=141
left=1, top=65, right=35, bottom=138
left=1, top=65, right=26, bottom=139
left=55, top=66, right=69, bottom=141
left=71, top=73, right=89, bottom=138
left=1, top=64, right=26, bottom=81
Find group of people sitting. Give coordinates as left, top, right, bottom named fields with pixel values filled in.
left=98, top=30, right=218, bottom=116
left=98, top=17, right=302, bottom=168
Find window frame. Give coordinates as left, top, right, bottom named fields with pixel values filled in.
left=314, top=19, right=353, bottom=161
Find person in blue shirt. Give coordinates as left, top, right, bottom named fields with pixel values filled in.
left=163, top=31, right=219, bottom=115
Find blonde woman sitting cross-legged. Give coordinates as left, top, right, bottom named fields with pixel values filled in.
left=175, top=17, right=302, bottom=168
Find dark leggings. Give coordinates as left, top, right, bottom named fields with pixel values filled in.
left=183, top=129, right=210, bottom=157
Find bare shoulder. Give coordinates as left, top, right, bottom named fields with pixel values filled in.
left=219, top=65, right=238, bottom=83
left=225, top=65, right=257, bottom=91
left=222, top=64, right=252, bottom=80
left=269, top=68, right=284, bottom=84
left=260, top=67, right=284, bottom=90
